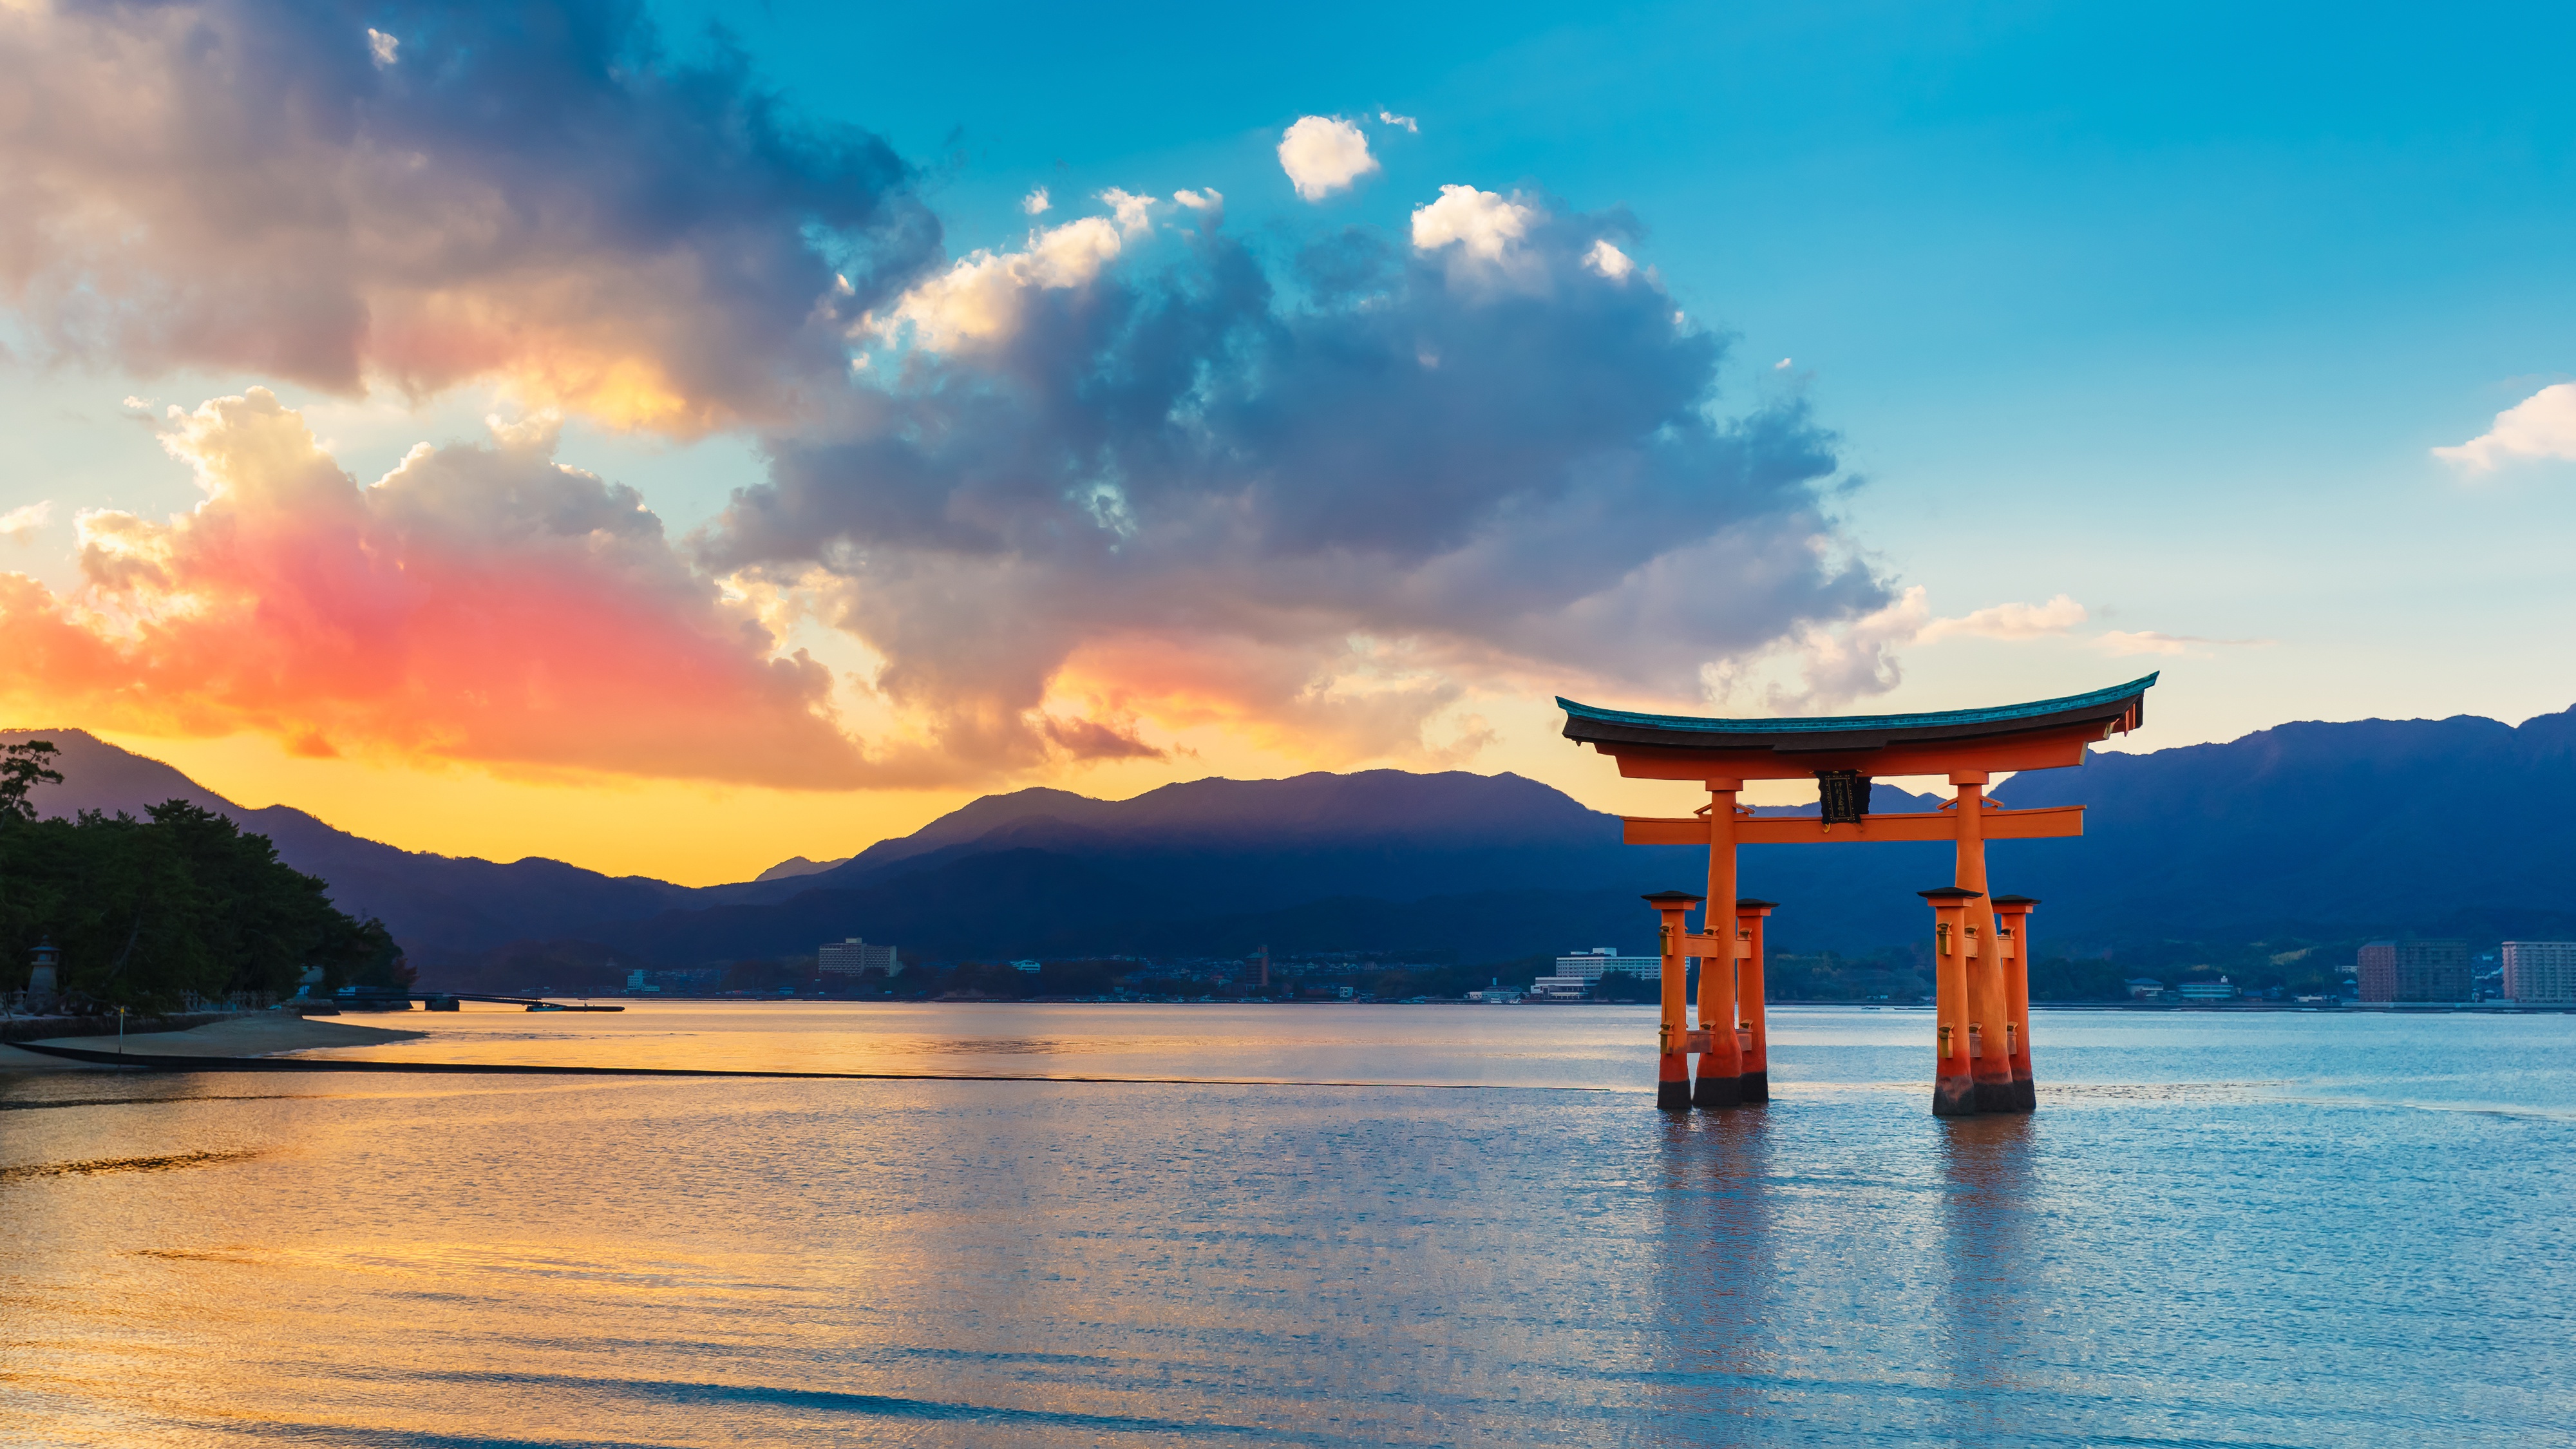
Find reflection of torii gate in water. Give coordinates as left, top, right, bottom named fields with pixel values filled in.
left=1558, top=674, right=2158, bottom=1117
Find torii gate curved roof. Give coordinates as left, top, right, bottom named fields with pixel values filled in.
left=1558, top=673, right=2157, bottom=781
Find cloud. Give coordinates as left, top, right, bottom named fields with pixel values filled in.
left=1278, top=116, right=1379, bottom=201
left=1583, top=240, right=1636, bottom=281
left=1038, top=714, right=1166, bottom=761
left=1772, top=587, right=1932, bottom=710
left=2091, top=630, right=2270, bottom=657
left=0, top=389, right=873, bottom=786
left=0, top=20, right=1926, bottom=790
left=1917, top=593, right=2087, bottom=643
left=704, top=189, right=1883, bottom=774
left=1099, top=188, right=1157, bottom=235
left=867, top=214, right=1128, bottom=352
left=1021, top=186, right=1052, bottom=216
left=0, top=0, right=936, bottom=433
left=1712, top=589, right=2095, bottom=712
left=0, top=502, right=50, bottom=544
left=1378, top=111, right=1419, bottom=133
left=2434, top=383, right=2576, bottom=473
left=1411, top=185, right=1537, bottom=263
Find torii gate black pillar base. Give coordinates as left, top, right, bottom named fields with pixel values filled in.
left=1933, top=1074, right=1978, bottom=1117
left=1658, top=1052, right=1693, bottom=1110
left=1692, top=1066, right=1741, bottom=1108
left=1738, top=1070, right=1769, bottom=1104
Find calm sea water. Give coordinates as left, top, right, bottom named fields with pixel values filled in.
left=4, top=1003, right=2572, bottom=1447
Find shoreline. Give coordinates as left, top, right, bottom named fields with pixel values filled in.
left=0, top=1014, right=428, bottom=1072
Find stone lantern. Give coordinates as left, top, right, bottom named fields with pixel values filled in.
left=26, top=937, right=60, bottom=1011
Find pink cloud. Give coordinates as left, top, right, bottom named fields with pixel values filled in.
left=0, top=390, right=869, bottom=786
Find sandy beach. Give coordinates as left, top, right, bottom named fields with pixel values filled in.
left=0, top=1014, right=427, bottom=1072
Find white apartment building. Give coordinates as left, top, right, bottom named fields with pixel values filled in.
left=818, top=938, right=901, bottom=976
left=2502, top=942, right=2576, bottom=1005
left=1553, top=947, right=1661, bottom=984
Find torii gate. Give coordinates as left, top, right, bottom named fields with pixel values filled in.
left=1559, top=674, right=2156, bottom=1117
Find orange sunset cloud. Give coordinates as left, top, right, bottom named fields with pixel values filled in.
left=0, top=390, right=867, bottom=786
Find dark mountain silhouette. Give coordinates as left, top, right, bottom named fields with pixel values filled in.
left=753, top=855, right=850, bottom=882
left=13, top=706, right=2575, bottom=974
left=3, top=730, right=692, bottom=961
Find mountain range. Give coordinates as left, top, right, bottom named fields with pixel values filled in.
left=11, top=703, right=2575, bottom=975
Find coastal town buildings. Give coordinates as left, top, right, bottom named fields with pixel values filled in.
left=2356, top=939, right=2470, bottom=1003
left=2502, top=942, right=2576, bottom=1005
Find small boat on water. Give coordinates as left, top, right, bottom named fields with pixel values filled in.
left=526, top=1002, right=567, bottom=1012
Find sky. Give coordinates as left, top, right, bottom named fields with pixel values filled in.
left=1, top=0, right=2570, bottom=885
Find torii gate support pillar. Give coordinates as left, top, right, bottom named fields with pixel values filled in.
left=1921, top=887, right=1982, bottom=1117
left=1645, top=891, right=1704, bottom=1110
left=1993, top=895, right=2040, bottom=1112
left=1736, top=900, right=1776, bottom=1104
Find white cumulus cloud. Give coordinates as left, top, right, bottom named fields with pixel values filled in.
left=1583, top=240, right=1634, bottom=281
left=0, top=501, right=52, bottom=544
left=1171, top=188, right=1224, bottom=225
left=1378, top=111, right=1419, bottom=132
left=365, top=28, right=398, bottom=66
left=1278, top=116, right=1379, bottom=202
left=1411, top=185, right=1537, bottom=262
left=1021, top=185, right=1050, bottom=216
left=869, top=216, right=1126, bottom=350
left=2433, top=382, right=2576, bottom=473
left=1099, top=187, right=1156, bottom=235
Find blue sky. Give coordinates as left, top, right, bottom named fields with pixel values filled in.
left=0, top=0, right=2568, bottom=877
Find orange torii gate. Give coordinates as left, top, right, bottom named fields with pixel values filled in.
left=1560, top=674, right=2156, bottom=1117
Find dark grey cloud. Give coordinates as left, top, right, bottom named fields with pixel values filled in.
left=701, top=192, right=1886, bottom=769
left=0, top=0, right=935, bottom=428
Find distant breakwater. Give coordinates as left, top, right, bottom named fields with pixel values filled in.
left=8, top=1041, right=1610, bottom=1090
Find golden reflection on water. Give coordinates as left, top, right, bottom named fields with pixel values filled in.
left=5, top=1006, right=2575, bottom=1446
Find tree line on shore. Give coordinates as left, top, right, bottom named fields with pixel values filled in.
left=1, top=741, right=410, bottom=1009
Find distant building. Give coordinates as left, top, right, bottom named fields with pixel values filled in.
left=2175, top=980, right=2239, bottom=1002
left=2503, top=942, right=2576, bottom=1005
left=818, top=938, right=901, bottom=976
left=1469, top=987, right=1520, bottom=1003
left=2124, top=978, right=2164, bottom=1000
left=1526, top=975, right=1589, bottom=1001
left=624, top=967, right=658, bottom=993
left=2356, top=939, right=2470, bottom=1003
left=1010, top=959, right=1043, bottom=974
left=1553, top=947, right=1661, bottom=985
